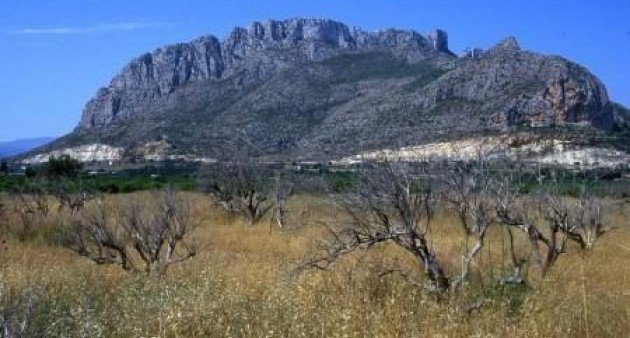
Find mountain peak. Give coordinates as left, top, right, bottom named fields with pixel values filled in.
left=492, top=36, right=521, bottom=51
left=224, top=17, right=450, bottom=53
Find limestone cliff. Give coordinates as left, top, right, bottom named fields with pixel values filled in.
left=78, top=18, right=450, bottom=130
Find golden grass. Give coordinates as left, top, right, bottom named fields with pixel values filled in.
left=0, top=193, right=629, bottom=337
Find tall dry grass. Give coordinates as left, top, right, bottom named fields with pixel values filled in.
left=0, top=192, right=628, bottom=337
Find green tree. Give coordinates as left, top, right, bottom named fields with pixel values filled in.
left=44, top=155, right=82, bottom=178
left=0, top=159, right=8, bottom=174
left=24, top=165, right=38, bottom=178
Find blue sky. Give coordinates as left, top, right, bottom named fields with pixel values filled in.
left=1, top=0, right=628, bottom=141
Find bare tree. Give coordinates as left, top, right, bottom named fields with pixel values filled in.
left=494, top=170, right=542, bottom=280
left=13, top=182, right=50, bottom=218
left=64, top=198, right=131, bottom=270
left=496, top=169, right=610, bottom=277
left=300, top=156, right=523, bottom=294
left=567, top=190, right=610, bottom=250
left=300, top=157, right=612, bottom=309
left=439, top=159, right=496, bottom=288
left=270, top=175, right=293, bottom=229
left=121, top=186, right=198, bottom=275
left=51, top=178, right=96, bottom=215
left=200, top=161, right=287, bottom=226
left=10, top=180, right=51, bottom=240
left=64, top=186, right=198, bottom=276
left=301, top=161, right=452, bottom=292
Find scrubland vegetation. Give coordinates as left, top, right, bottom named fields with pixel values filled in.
left=0, top=158, right=629, bottom=337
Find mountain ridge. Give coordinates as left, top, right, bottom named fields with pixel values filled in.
left=0, top=137, right=55, bottom=158
left=78, top=18, right=452, bottom=130
left=27, top=18, right=619, bottom=164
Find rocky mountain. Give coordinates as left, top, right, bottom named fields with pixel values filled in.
left=78, top=19, right=450, bottom=131
left=29, top=18, right=620, bottom=164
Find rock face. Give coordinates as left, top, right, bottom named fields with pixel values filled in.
left=334, top=135, right=630, bottom=168
left=417, top=38, right=613, bottom=130
left=22, top=144, right=123, bottom=164
left=78, top=18, right=451, bottom=130
left=38, top=18, right=616, bottom=162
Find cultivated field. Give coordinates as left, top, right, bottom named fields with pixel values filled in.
left=1, top=191, right=629, bottom=337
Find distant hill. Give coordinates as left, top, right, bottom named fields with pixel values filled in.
left=25, top=18, right=622, bottom=165
left=0, top=137, right=55, bottom=157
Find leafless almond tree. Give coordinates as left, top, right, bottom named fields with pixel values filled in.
left=300, top=160, right=452, bottom=292
left=496, top=169, right=610, bottom=277
left=64, top=186, right=198, bottom=276
left=65, top=198, right=130, bottom=270
left=199, top=161, right=291, bottom=227
left=569, top=191, right=610, bottom=250
left=51, top=179, right=96, bottom=215
left=439, top=159, right=496, bottom=288
left=120, top=186, right=198, bottom=275
left=299, top=156, right=613, bottom=308
left=10, top=180, right=51, bottom=239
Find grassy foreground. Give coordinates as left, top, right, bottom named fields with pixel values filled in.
left=1, top=193, right=629, bottom=337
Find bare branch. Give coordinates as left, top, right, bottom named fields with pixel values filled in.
left=63, top=186, right=198, bottom=276
left=439, top=159, right=495, bottom=288
left=51, top=178, right=96, bottom=215
left=199, top=160, right=276, bottom=226
left=299, top=160, right=450, bottom=292
left=495, top=167, right=610, bottom=277
left=63, top=198, right=131, bottom=270
left=270, top=175, right=293, bottom=229
left=10, top=179, right=51, bottom=240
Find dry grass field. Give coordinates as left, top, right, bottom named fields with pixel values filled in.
left=1, top=192, right=629, bottom=337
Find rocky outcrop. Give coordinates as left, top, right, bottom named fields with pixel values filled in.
left=81, top=35, right=225, bottom=127
left=334, top=135, right=630, bottom=168
left=416, top=38, right=613, bottom=130
left=489, top=37, right=520, bottom=52
left=22, top=144, right=123, bottom=164
left=78, top=18, right=451, bottom=130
